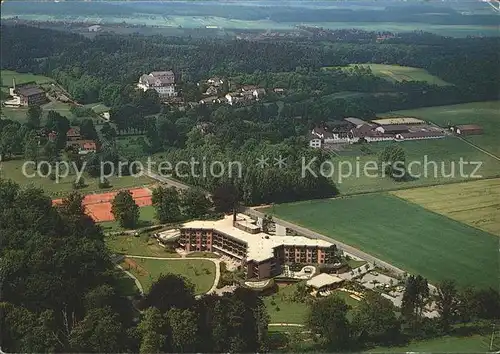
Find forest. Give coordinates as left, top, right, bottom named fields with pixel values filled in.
left=1, top=24, right=499, bottom=204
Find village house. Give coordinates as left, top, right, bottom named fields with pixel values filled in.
left=137, top=71, right=176, bottom=98
left=67, top=140, right=97, bottom=155
left=199, top=96, right=219, bottom=105
left=66, top=127, right=81, bottom=141
left=207, top=77, right=224, bottom=87
left=252, top=88, right=266, bottom=100
left=204, top=85, right=218, bottom=96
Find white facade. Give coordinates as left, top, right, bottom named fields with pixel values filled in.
left=137, top=71, right=177, bottom=98
left=309, top=138, right=322, bottom=148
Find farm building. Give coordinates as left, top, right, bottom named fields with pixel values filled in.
left=88, top=25, right=102, bottom=32
left=372, top=117, right=426, bottom=125
left=11, top=81, right=48, bottom=107
left=452, top=124, right=483, bottom=136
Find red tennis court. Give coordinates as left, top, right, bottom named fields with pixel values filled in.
left=52, top=187, right=152, bottom=222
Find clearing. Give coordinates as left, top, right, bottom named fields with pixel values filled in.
left=121, top=257, right=216, bottom=294
left=392, top=178, right=500, bottom=237
left=261, top=193, right=498, bottom=289
left=346, top=64, right=450, bottom=86
left=389, top=101, right=500, bottom=157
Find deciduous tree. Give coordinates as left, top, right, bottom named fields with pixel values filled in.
left=111, top=190, right=139, bottom=229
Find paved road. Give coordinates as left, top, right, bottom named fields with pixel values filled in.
left=125, top=255, right=221, bottom=294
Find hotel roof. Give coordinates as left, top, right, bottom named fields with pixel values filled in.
left=182, top=214, right=333, bottom=263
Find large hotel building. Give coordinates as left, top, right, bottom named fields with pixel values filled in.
left=178, top=214, right=337, bottom=279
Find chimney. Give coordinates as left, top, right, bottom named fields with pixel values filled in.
left=232, top=208, right=237, bottom=226
left=12, top=77, right=16, bottom=90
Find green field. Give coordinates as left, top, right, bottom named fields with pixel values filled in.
left=1, top=70, right=54, bottom=87
left=390, top=101, right=500, bottom=157
left=367, top=334, right=499, bottom=353
left=1, top=101, right=75, bottom=122
left=348, top=64, right=450, bottom=86
left=393, top=178, right=500, bottom=237
left=0, top=159, right=151, bottom=197
left=331, top=137, right=500, bottom=195
left=121, top=257, right=216, bottom=294
left=261, top=194, right=498, bottom=288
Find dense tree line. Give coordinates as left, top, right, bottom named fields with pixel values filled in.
left=1, top=25, right=498, bottom=105
left=0, top=181, right=270, bottom=353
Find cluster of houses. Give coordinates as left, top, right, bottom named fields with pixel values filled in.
left=199, top=80, right=267, bottom=106
left=309, top=116, right=484, bottom=149
left=3, top=79, right=48, bottom=107
left=38, top=127, right=97, bottom=155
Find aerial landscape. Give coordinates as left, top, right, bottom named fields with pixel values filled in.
left=0, top=0, right=499, bottom=353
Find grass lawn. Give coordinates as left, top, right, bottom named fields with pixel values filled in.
left=392, top=178, right=500, bottom=236
left=388, top=101, right=500, bottom=157
left=261, top=193, right=498, bottom=289
left=346, top=259, right=367, bottom=270
left=367, top=334, right=499, bottom=353
left=263, top=284, right=310, bottom=324
left=0, top=159, right=151, bottom=197
left=106, top=230, right=180, bottom=257
left=1, top=100, right=75, bottom=122
left=1, top=70, right=54, bottom=87
left=344, top=64, right=450, bottom=86
left=330, top=137, right=500, bottom=195
left=121, top=257, right=216, bottom=294
left=100, top=206, right=157, bottom=232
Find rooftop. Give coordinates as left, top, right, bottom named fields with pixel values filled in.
left=455, top=124, right=483, bottom=130
left=344, top=117, right=371, bottom=126
left=17, top=86, right=45, bottom=97
left=372, top=117, right=425, bottom=125
left=182, top=214, right=333, bottom=262
left=306, top=273, right=344, bottom=289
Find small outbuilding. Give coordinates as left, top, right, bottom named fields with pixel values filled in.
left=306, top=273, right=344, bottom=295
left=452, top=124, right=483, bottom=136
